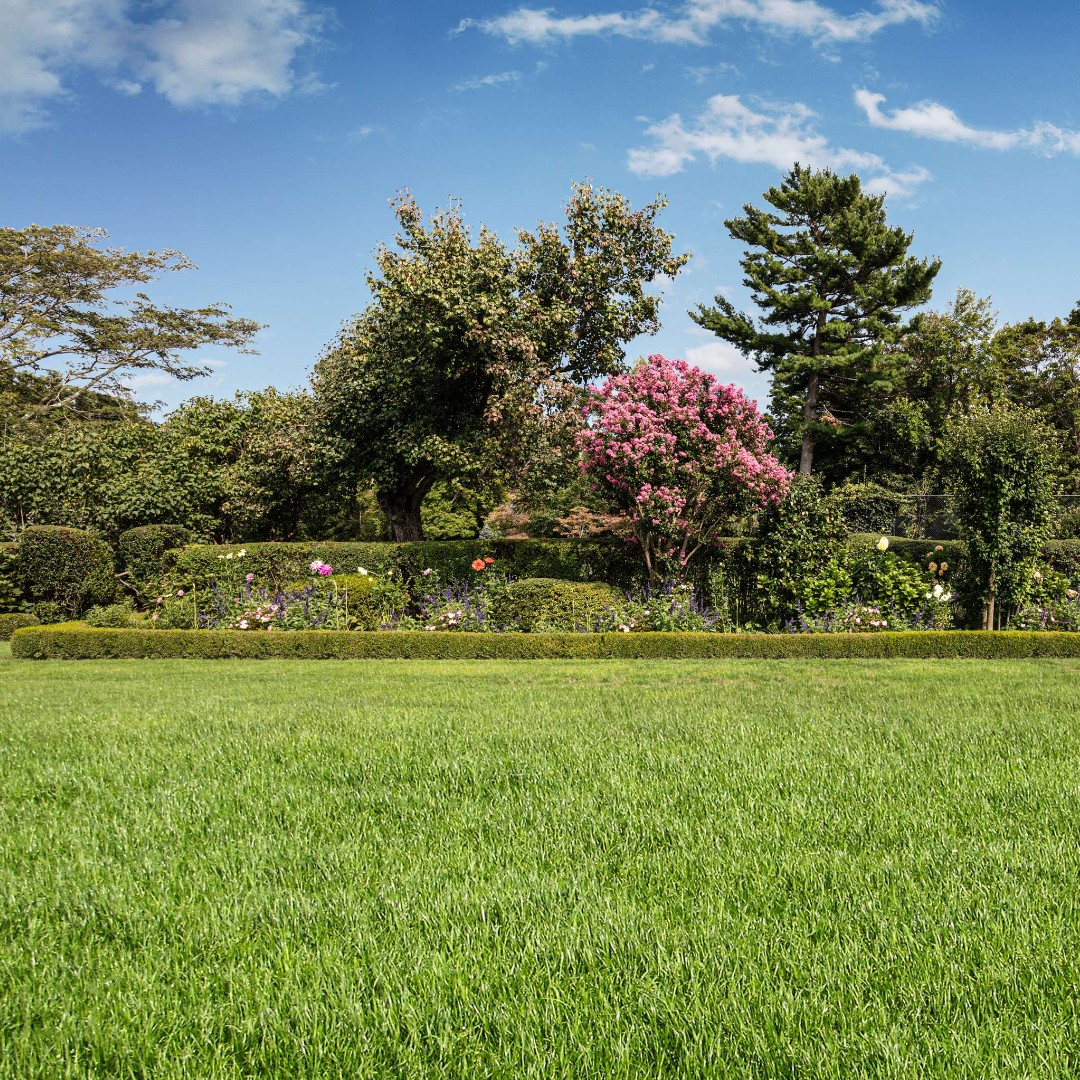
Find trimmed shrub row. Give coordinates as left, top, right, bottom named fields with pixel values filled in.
left=13, top=624, right=1080, bottom=661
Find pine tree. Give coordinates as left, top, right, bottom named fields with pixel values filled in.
left=691, top=165, right=940, bottom=475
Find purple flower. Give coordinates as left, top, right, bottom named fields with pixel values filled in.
left=318, top=563, right=333, bottom=577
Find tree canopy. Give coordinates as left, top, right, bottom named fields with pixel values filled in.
left=313, top=183, right=688, bottom=541
left=0, top=224, right=260, bottom=421
left=691, top=164, right=940, bottom=476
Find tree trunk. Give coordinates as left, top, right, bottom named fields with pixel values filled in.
left=799, top=369, right=819, bottom=475
left=377, top=474, right=435, bottom=542
left=800, top=312, right=826, bottom=475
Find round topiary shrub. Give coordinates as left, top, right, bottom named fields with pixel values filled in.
left=490, top=577, right=623, bottom=632
left=17, top=526, right=117, bottom=617
left=0, top=612, right=39, bottom=640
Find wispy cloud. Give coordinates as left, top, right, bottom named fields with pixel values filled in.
left=628, top=93, right=930, bottom=197
left=453, top=70, right=524, bottom=91
left=856, top=90, right=1080, bottom=154
left=459, top=0, right=938, bottom=48
left=0, top=0, right=321, bottom=134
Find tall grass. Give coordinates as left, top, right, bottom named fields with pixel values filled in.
left=1, top=659, right=1079, bottom=1077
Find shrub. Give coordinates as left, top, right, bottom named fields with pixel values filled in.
left=13, top=624, right=1080, bottom=661
left=831, top=482, right=908, bottom=536
left=0, top=612, right=39, bottom=640
left=31, top=601, right=65, bottom=624
left=0, top=542, right=26, bottom=613
left=489, top=578, right=624, bottom=632
left=118, top=525, right=192, bottom=599
left=754, top=477, right=848, bottom=624
left=17, top=525, right=117, bottom=616
left=83, top=602, right=135, bottom=628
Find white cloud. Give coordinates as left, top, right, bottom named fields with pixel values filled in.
left=462, top=0, right=938, bottom=48
left=856, top=89, right=1080, bottom=154
left=0, top=0, right=320, bottom=134
left=628, top=93, right=930, bottom=197
left=454, top=70, right=524, bottom=91
left=685, top=340, right=751, bottom=377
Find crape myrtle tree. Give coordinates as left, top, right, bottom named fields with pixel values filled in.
left=0, top=225, right=260, bottom=422
left=578, top=354, right=789, bottom=581
left=313, top=183, right=688, bottom=542
left=692, top=165, right=940, bottom=476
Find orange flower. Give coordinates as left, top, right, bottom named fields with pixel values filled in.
left=471, top=559, right=486, bottom=571
left=928, top=562, right=938, bottom=573
left=484, top=557, right=494, bottom=565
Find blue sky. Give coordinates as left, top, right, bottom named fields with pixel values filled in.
left=3, top=0, right=1078, bottom=411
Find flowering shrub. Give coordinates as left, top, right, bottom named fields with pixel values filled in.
left=579, top=355, right=789, bottom=580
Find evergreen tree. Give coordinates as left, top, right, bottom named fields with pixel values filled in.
left=691, top=165, right=940, bottom=476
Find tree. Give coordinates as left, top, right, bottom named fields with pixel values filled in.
left=942, top=403, right=1059, bottom=629
left=691, top=165, right=940, bottom=476
left=578, top=354, right=789, bottom=581
left=313, top=183, right=688, bottom=541
left=0, top=224, right=261, bottom=419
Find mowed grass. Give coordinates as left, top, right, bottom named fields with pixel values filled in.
left=2, top=660, right=1079, bottom=1078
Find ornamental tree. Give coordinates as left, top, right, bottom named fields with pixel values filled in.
left=578, top=354, right=789, bottom=580
left=0, top=225, right=260, bottom=421
left=313, top=183, right=687, bottom=542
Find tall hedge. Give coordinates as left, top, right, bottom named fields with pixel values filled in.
left=17, top=526, right=117, bottom=616
left=0, top=542, right=25, bottom=613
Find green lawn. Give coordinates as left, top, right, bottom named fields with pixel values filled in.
left=2, top=659, right=1079, bottom=1078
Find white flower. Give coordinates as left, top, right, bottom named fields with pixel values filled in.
left=942, top=592, right=952, bottom=602
left=876, top=536, right=889, bottom=552
left=932, top=583, right=943, bottom=598
left=238, top=549, right=247, bottom=557
left=225, top=552, right=233, bottom=560
left=357, top=567, right=369, bottom=576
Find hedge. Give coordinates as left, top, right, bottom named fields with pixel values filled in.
left=117, top=525, right=192, bottom=597
left=489, top=578, right=624, bottom=631
left=167, top=539, right=646, bottom=594
left=0, top=543, right=23, bottom=613
left=17, top=526, right=117, bottom=616
left=0, top=612, right=39, bottom=640
left=13, top=624, right=1080, bottom=660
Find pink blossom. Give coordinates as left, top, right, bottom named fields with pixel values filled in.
left=245, top=573, right=255, bottom=583
left=578, top=354, right=790, bottom=576
left=176, top=589, right=184, bottom=597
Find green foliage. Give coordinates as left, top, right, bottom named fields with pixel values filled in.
left=831, top=481, right=908, bottom=535
left=14, top=624, right=1080, bottom=660
left=17, top=525, right=116, bottom=616
left=753, top=476, right=849, bottom=621
left=118, top=524, right=192, bottom=598
left=489, top=578, right=623, bottom=631
left=943, top=403, right=1059, bottom=623
left=0, top=224, right=260, bottom=419
left=83, top=602, right=134, bottom=628
left=0, top=542, right=26, bottom=613
left=0, top=612, right=38, bottom=639
left=849, top=547, right=937, bottom=622
left=691, top=164, right=940, bottom=476
left=313, top=183, right=687, bottom=541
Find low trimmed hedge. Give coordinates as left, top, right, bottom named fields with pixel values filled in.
left=13, top=624, right=1080, bottom=660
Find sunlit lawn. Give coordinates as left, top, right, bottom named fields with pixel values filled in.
left=2, top=658, right=1079, bottom=1078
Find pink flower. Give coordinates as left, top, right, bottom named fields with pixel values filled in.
left=245, top=573, right=255, bottom=583
left=151, top=613, right=159, bottom=621
left=318, top=563, right=332, bottom=577
left=176, top=589, right=184, bottom=597
left=422, top=567, right=433, bottom=577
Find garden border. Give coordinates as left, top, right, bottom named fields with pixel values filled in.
left=12, top=624, right=1080, bottom=660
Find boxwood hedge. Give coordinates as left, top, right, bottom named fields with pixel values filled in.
left=13, top=624, right=1080, bottom=660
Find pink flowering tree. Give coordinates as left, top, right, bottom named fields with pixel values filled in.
left=578, top=354, right=790, bottom=580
